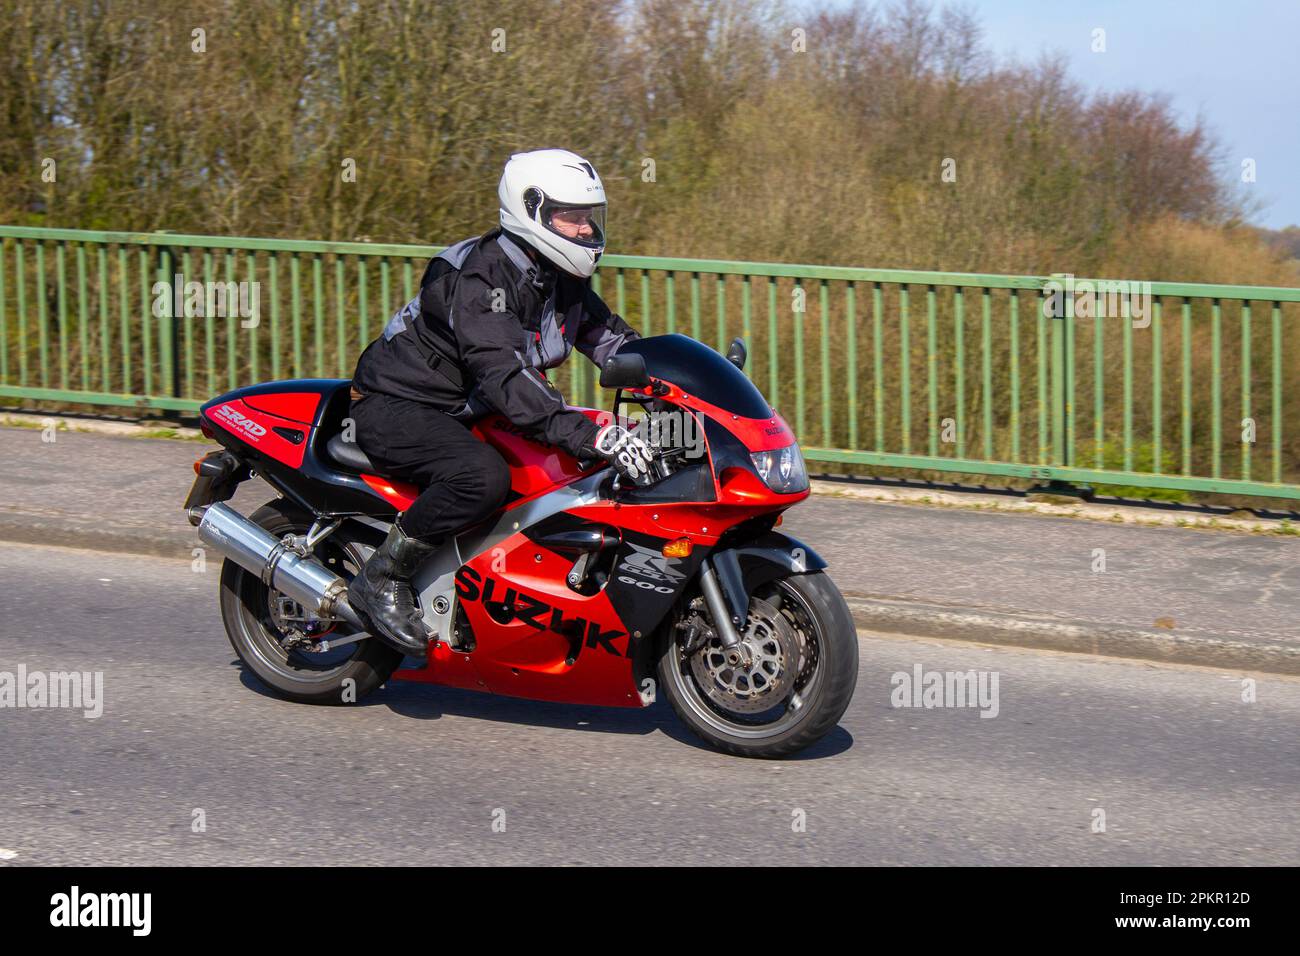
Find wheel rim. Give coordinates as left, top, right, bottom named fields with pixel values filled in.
left=670, top=578, right=824, bottom=740
left=689, top=596, right=799, bottom=712
left=236, top=534, right=369, bottom=685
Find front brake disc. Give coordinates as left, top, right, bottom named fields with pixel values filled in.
left=689, top=596, right=800, bottom=714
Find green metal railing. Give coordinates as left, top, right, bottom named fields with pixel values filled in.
left=2, top=225, right=1298, bottom=501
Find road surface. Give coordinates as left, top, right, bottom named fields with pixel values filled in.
left=2, top=541, right=1295, bottom=866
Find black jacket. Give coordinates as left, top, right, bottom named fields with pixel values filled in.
left=351, top=228, right=639, bottom=458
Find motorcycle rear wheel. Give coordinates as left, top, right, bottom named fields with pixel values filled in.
left=218, top=500, right=403, bottom=705
left=657, top=570, right=858, bottom=758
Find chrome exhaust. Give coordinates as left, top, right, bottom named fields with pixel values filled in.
left=192, top=502, right=369, bottom=632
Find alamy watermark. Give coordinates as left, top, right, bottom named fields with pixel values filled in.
left=0, top=665, right=104, bottom=718
left=890, top=664, right=1000, bottom=718
left=152, top=273, right=261, bottom=328
left=594, top=408, right=706, bottom=459
left=1043, top=273, right=1152, bottom=328
left=50, top=886, right=150, bottom=936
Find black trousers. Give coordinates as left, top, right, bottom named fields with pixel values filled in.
left=349, top=392, right=512, bottom=541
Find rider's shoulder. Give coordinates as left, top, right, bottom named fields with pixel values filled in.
left=453, top=228, right=507, bottom=280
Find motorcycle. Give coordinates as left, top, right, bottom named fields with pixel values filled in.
left=183, top=333, right=858, bottom=757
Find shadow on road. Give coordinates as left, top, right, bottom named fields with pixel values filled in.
left=235, top=662, right=855, bottom=760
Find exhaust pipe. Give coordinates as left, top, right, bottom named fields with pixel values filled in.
left=193, top=502, right=369, bottom=632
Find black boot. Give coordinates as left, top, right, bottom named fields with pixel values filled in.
left=347, top=520, right=438, bottom=658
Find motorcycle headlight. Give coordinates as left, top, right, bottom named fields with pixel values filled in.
left=749, top=443, right=808, bottom=493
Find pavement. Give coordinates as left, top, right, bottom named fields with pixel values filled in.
left=1, top=543, right=1296, bottom=866
left=0, top=422, right=1296, bottom=675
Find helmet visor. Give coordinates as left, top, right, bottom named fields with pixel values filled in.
left=539, top=198, right=606, bottom=248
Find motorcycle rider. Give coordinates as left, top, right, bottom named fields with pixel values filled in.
left=346, top=148, right=655, bottom=658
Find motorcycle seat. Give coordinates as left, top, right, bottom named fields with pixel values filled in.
left=325, top=432, right=380, bottom=474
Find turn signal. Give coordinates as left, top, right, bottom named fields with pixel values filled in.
left=662, top=537, right=693, bottom=558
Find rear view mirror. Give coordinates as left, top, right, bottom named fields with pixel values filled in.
left=600, top=352, right=651, bottom=389
left=726, top=337, right=747, bottom=370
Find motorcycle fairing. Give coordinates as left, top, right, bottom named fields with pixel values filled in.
left=392, top=468, right=747, bottom=707
left=471, top=412, right=605, bottom=501
left=402, top=469, right=607, bottom=659
left=394, top=469, right=647, bottom=706
left=242, top=390, right=322, bottom=424
left=200, top=379, right=411, bottom=517
left=205, top=396, right=309, bottom=469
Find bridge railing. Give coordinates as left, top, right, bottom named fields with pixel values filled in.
left=2, top=225, right=1298, bottom=501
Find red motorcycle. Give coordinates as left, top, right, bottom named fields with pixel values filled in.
left=184, top=333, right=858, bottom=757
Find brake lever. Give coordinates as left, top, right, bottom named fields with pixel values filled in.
left=609, top=470, right=656, bottom=495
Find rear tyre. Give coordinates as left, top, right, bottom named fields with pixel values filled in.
left=218, top=499, right=403, bottom=705
left=657, top=570, right=858, bottom=758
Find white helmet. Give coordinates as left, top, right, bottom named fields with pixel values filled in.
left=498, top=148, right=607, bottom=278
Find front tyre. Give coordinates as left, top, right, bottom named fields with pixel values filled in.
left=218, top=500, right=403, bottom=705
left=657, top=570, right=858, bottom=758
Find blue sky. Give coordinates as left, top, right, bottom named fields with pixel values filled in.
left=823, top=0, right=1300, bottom=228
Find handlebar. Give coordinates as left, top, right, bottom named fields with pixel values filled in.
left=609, top=437, right=679, bottom=493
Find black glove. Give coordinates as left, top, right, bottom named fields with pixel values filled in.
left=589, top=423, right=656, bottom=487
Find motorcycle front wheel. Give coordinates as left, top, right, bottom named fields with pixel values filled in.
left=657, top=570, right=859, bottom=758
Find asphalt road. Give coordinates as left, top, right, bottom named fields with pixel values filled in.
left=2, top=542, right=1296, bottom=866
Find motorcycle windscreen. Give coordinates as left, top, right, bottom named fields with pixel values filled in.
left=617, top=334, right=771, bottom=419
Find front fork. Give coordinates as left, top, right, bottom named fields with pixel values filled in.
left=696, top=558, right=753, bottom=666
left=689, top=535, right=826, bottom=667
